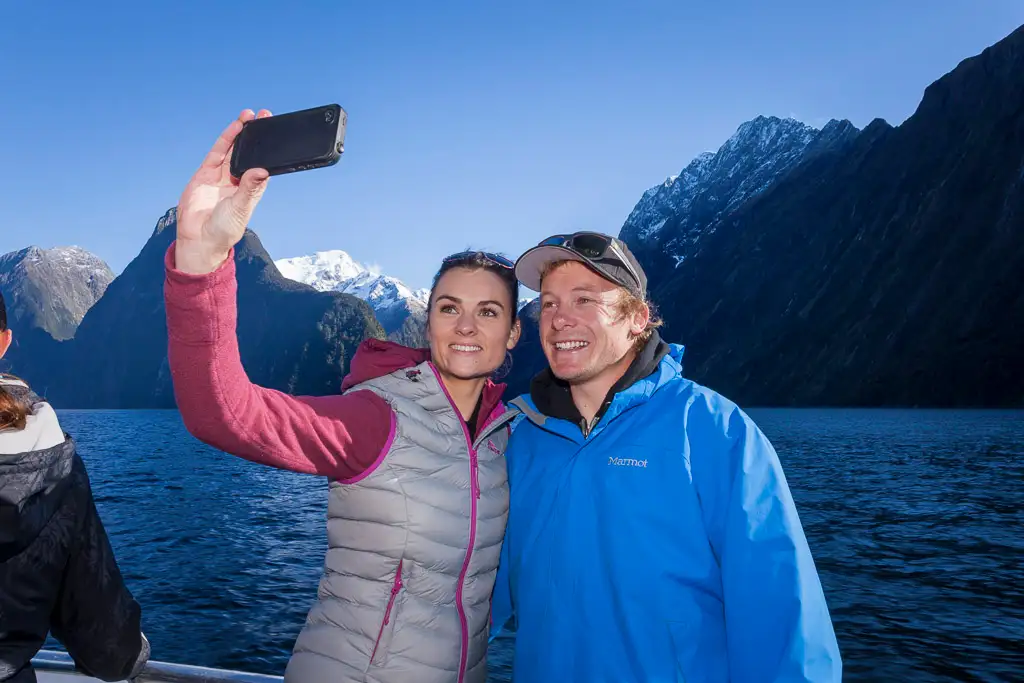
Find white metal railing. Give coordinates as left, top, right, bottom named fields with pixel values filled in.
left=31, top=650, right=284, bottom=682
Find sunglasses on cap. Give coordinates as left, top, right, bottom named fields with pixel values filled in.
left=442, top=251, right=515, bottom=269
left=538, top=232, right=643, bottom=290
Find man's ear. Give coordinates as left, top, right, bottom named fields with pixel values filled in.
left=507, top=318, right=522, bottom=350
left=629, top=302, right=650, bottom=337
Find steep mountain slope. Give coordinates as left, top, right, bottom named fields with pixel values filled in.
left=620, top=116, right=860, bottom=289
left=642, top=25, right=1024, bottom=407
left=0, top=246, right=114, bottom=340
left=504, top=118, right=864, bottom=398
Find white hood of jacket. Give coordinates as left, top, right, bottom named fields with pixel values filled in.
left=0, top=376, right=64, bottom=455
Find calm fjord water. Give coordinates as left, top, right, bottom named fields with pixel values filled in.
left=48, top=408, right=1023, bottom=682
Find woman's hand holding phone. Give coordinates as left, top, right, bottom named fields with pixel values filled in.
left=174, top=108, right=272, bottom=275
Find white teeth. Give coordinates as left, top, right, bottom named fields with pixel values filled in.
left=555, top=341, right=588, bottom=350
left=451, top=344, right=482, bottom=352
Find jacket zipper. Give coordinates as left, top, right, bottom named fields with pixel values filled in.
left=471, top=449, right=481, bottom=499
left=457, top=441, right=478, bottom=683
left=427, top=364, right=479, bottom=683
left=370, top=559, right=403, bottom=664
left=425, top=365, right=518, bottom=682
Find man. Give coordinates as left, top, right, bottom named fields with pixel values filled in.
left=489, top=231, right=841, bottom=682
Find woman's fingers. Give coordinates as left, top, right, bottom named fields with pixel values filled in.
left=201, top=118, right=244, bottom=170
left=200, top=109, right=260, bottom=171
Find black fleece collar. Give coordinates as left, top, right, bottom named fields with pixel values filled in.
left=529, top=331, right=670, bottom=433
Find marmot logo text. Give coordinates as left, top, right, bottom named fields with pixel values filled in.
left=608, top=457, right=648, bottom=468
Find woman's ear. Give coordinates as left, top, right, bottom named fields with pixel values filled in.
left=0, top=329, right=12, bottom=360
left=506, top=318, right=522, bottom=350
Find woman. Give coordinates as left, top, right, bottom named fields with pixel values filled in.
left=0, top=292, right=150, bottom=683
left=164, top=109, right=522, bottom=683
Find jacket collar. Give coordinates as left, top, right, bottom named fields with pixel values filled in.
left=341, top=339, right=509, bottom=443
left=513, top=334, right=684, bottom=441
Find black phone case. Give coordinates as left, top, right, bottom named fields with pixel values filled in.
left=230, top=104, right=347, bottom=178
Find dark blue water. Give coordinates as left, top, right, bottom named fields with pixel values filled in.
left=45, top=408, right=1024, bottom=682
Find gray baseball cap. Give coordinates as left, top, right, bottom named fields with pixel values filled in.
left=515, top=231, right=647, bottom=297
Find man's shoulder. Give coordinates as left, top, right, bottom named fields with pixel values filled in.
left=643, top=344, right=743, bottom=418
left=652, top=371, right=740, bottom=413
left=648, top=373, right=761, bottom=448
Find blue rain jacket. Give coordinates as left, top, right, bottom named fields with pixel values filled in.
left=490, top=343, right=841, bottom=682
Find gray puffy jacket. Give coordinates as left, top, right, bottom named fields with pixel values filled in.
left=284, top=355, right=518, bottom=683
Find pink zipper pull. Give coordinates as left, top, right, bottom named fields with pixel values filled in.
left=471, top=453, right=481, bottom=499
left=384, top=562, right=403, bottom=625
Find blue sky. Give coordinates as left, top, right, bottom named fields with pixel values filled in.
left=2, top=2, right=1022, bottom=291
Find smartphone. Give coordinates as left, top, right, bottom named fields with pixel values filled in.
left=230, top=103, right=347, bottom=178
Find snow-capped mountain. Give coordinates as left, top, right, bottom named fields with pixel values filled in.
left=0, top=245, right=114, bottom=340
left=276, top=250, right=427, bottom=308
left=619, top=116, right=860, bottom=268
left=275, top=250, right=428, bottom=347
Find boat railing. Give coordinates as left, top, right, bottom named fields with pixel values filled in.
left=31, top=650, right=284, bottom=683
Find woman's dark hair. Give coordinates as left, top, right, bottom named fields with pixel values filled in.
left=427, top=250, right=520, bottom=325
left=0, top=290, right=30, bottom=431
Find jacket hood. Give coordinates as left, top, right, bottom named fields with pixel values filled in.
left=1, top=377, right=66, bottom=457
left=0, top=377, right=75, bottom=559
left=341, top=338, right=432, bottom=392
left=0, top=376, right=72, bottom=507
left=340, top=339, right=509, bottom=440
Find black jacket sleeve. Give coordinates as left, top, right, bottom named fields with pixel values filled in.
left=49, top=454, right=149, bottom=681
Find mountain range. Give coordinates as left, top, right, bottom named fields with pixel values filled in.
left=500, top=24, right=1024, bottom=406
left=2, top=23, right=1021, bottom=408
left=633, top=25, right=1023, bottom=408
left=0, top=246, right=113, bottom=341
left=274, top=250, right=429, bottom=348
left=619, top=116, right=860, bottom=277
left=1, top=209, right=383, bottom=408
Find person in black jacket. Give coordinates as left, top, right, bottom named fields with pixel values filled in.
left=0, top=291, right=150, bottom=682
